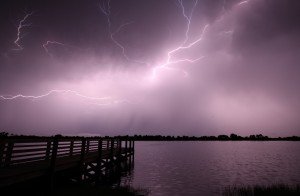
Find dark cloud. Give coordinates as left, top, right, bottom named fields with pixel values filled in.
left=0, top=0, right=299, bottom=136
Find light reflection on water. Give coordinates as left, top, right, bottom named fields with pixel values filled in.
left=120, top=141, right=300, bottom=195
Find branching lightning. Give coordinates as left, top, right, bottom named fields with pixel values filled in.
left=99, top=0, right=149, bottom=66
left=42, top=41, right=65, bottom=57
left=0, top=90, right=127, bottom=106
left=99, top=0, right=207, bottom=80
left=13, top=12, right=34, bottom=51
left=151, top=0, right=250, bottom=79
left=150, top=0, right=208, bottom=79
left=1, top=0, right=250, bottom=106
left=0, top=90, right=108, bottom=100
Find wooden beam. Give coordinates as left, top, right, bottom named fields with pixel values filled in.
left=5, top=141, right=14, bottom=166
left=95, top=139, right=102, bottom=184
left=69, top=140, right=74, bottom=156
left=49, top=137, right=58, bottom=190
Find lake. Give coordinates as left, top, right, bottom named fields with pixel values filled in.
left=120, top=141, right=300, bottom=195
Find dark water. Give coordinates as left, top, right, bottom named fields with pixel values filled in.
left=120, top=141, right=300, bottom=195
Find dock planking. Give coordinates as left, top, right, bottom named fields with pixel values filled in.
left=0, top=136, right=134, bottom=188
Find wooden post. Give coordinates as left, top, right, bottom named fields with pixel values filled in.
left=95, top=139, right=102, bottom=184
left=5, top=141, right=14, bottom=167
left=110, top=138, right=114, bottom=164
left=132, top=140, right=135, bottom=167
left=124, top=140, right=128, bottom=168
left=79, top=138, right=86, bottom=182
left=128, top=140, right=132, bottom=167
left=49, top=137, right=58, bottom=190
left=129, top=140, right=132, bottom=152
left=106, top=139, right=109, bottom=156
left=69, top=140, right=74, bottom=156
left=132, top=140, right=135, bottom=152
left=105, top=140, right=109, bottom=176
left=86, top=140, right=90, bottom=154
left=118, top=140, right=121, bottom=158
left=45, top=141, right=51, bottom=160
left=116, top=140, right=122, bottom=169
left=125, top=140, right=128, bottom=155
left=0, top=140, right=6, bottom=167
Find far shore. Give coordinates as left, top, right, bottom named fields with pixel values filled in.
left=1, top=132, right=299, bottom=141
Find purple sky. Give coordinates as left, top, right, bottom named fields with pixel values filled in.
left=0, top=0, right=300, bottom=136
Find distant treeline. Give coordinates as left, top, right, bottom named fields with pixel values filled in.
left=1, top=131, right=299, bottom=141
left=116, top=134, right=300, bottom=141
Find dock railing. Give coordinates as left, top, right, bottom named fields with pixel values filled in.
left=0, top=136, right=134, bottom=188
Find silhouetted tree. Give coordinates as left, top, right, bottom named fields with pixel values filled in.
left=218, top=135, right=229, bottom=140
left=230, top=133, right=238, bottom=140
left=0, top=131, right=9, bottom=138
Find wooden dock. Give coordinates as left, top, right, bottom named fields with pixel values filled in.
left=0, top=136, right=134, bottom=188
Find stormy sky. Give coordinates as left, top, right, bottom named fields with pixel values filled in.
left=0, top=0, right=300, bottom=136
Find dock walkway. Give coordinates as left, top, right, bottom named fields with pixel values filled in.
left=0, top=136, right=134, bottom=188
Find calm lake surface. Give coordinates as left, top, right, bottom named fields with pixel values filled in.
left=120, top=141, right=300, bottom=196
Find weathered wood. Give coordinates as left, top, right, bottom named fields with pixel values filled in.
left=0, top=140, right=5, bottom=167
left=86, top=140, right=90, bottom=154
left=12, top=148, right=48, bottom=154
left=49, top=137, right=58, bottom=189
left=95, top=139, right=102, bottom=184
left=0, top=136, right=134, bottom=188
left=69, top=140, right=74, bottom=156
left=129, top=140, right=132, bottom=167
left=46, top=141, right=51, bottom=160
left=106, top=140, right=109, bottom=159
left=5, top=142, right=14, bottom=166
left=117, top=140, right=122, bottom=163
left=79, top=138, right=86, bottom=182
left=110, top=138, right=114, bottom=163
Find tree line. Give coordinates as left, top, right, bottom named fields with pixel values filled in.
left=116, top=134, right=300, bottom=141
left=1, top=131, right=299, bottom=141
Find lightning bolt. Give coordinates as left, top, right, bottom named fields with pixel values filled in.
left=0, top=90, right=126, bottom=106
left=1, top=0, right=250, bottom=106
left=150, top=0, right=208, bottom=80
left=0, top=90, right=109, bottom=100
left=99, top=0, right=206, bottom=79
left=99, top=0, right=149, bottom=66
left=150, top=0, right=250, bottom=80
left=42, top=41, right=65, bottom=57
left=13, top=12, right=34, bottom=51
left=0, top=90, right=137, bottom=107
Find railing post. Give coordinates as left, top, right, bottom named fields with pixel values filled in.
left=86, top=140, right=90, bottom=154
left=132, top=140, right=135, bottom=164
left=129, top=140, right=132, bottom=152
left=49, top=137, right=58, bottom=190
left=125, top=140, right=128, bottom=155
left=110, top=138, right=114, bottom=163
left=69, top=140, right=74, bottom=156
left=124, top=140, right=128, bottom=167
left=117, top=139, right=121, bottom=163
left=133, top=140, right=135, bottom=152
left=45, top=140, right=51, bottom=160
left=132, top=140, right=135, bottom=155
left=79, top=137, right=86, bottom=182
left=0, top=139, right=6, bottom=167
left=5, top=141, right=14, bottom=167
left=106, top=140, right=109, bottom=163
left=128, top=140, right=132, bottom=167
left=96, top=139, right=102, bottom=184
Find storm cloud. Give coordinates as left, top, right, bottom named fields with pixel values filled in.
left=0, top=0, right=300, bottom=136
